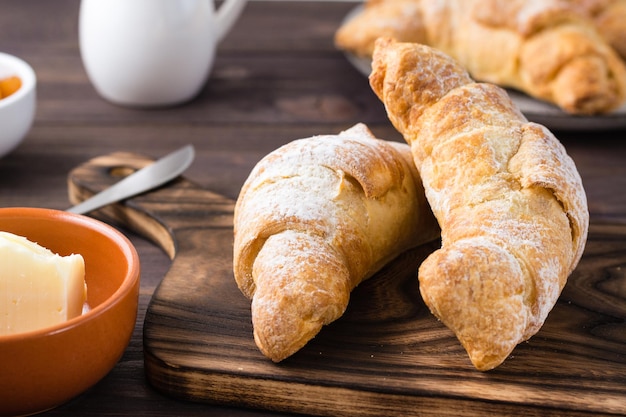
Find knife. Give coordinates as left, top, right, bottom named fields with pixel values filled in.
left=67, top=145, right=195, bottom=215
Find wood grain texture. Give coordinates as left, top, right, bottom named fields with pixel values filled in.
left=68, top=152, right=626, bottom=417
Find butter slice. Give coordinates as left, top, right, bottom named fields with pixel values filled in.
left=0, top=231, right=86, bottom=335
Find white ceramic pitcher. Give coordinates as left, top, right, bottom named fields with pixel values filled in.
left=79, top=0, right=247, bottom=107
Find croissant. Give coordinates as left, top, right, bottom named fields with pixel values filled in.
left=568, top=0, right=626, bottom=60
left=335, top=0, right=626, bottom=115
left=233, top=123, right=439, bottom=362
left=370, top=38, right=589, bottom=370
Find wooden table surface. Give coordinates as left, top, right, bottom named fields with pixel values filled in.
left=1, top=1, right=625, bottom=416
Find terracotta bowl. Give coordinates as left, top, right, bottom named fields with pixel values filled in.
left=0, top=207, right=140, bottom=416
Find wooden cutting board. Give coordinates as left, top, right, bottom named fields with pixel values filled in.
left=68, top=151, right=626, bottom=417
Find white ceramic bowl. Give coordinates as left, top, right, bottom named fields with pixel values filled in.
left=0, top=52, right=36, bottom=158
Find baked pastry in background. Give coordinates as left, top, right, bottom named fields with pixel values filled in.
left=370, top=38, right=589, bottom=370
left=568, top=0, right=626, bottom=60
left=335, top=0, right=626, bottom=115
left=233, top=123, right=439, bottom=362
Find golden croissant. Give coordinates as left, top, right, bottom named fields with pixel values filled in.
left=233, top=123, right=439, bottom=362
left=370, top=38, right=589, bottom=370
left=335, top=0, right=626, bottom=115
left=567, top=0, right=626, bottom=60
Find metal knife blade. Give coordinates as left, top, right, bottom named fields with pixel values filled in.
left=67, top=145, right=195, bottom=215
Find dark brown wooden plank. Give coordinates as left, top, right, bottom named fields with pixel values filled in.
left=67, top=151, right=626, bottom=417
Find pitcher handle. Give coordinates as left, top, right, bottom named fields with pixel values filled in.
left=215, top=0, right=247, bottom=43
